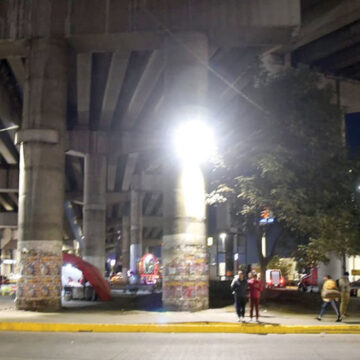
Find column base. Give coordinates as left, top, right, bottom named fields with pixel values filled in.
left=163, top=298, right=209, bottom=312
left=16, top=242, right=63, bottom=312
left=16, top=298, right=61, bottom=312
left=162, top=241, right=209, bottom=312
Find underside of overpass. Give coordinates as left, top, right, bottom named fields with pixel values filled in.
left=1, top=0, right=358, bottom=311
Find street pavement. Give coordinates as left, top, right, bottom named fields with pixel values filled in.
left=0, top=332, right=360, bottom=360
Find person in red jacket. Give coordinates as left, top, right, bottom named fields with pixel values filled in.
left=248, top=272, right=263, bottom=322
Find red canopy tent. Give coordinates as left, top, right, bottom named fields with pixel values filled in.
left=62, top=253, right=112, bottom=301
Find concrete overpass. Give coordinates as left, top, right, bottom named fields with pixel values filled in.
left=0, top=0, right=303, bottom=312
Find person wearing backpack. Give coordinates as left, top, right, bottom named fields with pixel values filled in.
left=231, top=270, right=248, bottom=322
left=317, top=275, right=342, bottom=322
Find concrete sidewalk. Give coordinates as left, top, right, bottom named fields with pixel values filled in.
left=1, top=295, right=360, bottom=334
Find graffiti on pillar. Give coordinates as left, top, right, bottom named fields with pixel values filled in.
left=163, top=244, right=209, bottom=310
left=17, top=249, right=62, bottom=301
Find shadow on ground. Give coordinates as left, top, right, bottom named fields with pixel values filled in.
left=62, top=293, right=164, bottom=313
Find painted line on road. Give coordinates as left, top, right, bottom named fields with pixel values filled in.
left=1, top=322, right=360, bottom=334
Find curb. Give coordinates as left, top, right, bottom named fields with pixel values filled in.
left=1, top=322, right=360, bottom=334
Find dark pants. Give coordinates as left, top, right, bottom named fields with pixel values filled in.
left=234, top=294, right=247, bottom=318
left=319, top=300, right=340, bottom=318
left=250, top=297, right=260, bottom=319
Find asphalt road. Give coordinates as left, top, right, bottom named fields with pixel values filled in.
left=0, top=332, right=359, bottom=360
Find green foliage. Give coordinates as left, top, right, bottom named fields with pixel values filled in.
left=266, top=255, right=292, bottom=277
left=210, top=66, right=360, bottom=264
left=293, top=241, right=329, bottom=272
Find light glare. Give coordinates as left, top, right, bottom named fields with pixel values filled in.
left=174, top=120, right=215, bottom=163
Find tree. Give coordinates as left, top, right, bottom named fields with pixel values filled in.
left=266, top=255, right=292, bottom=278
left=209, top=67, right=360, bottom=283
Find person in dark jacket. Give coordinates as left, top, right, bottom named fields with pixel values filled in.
left=231, top=271, right=248, bottom=322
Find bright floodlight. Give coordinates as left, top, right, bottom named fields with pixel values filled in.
left=174, top=120, right=215, bottom=163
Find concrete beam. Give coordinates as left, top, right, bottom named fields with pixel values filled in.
left=0, top=81, right=21, bottom=126
left=99, top=51, right=129, bottom=130
left=0, top=168, right=19, bottom=189
left=8, top=193, right=18, bottom=206
left=121, top=50, right=164, bottom=130
left=0, top=212, right=17, bottom=228
left=121, top=153, right=138, bottom=192
left=107, top=156, right=118, bottom=192
left=67, top=129, right=160, bottom=156
left=314, top=42, right=360, bottom=71
left=144, top=193, right=161, bottom=216
left=0, top=138, right=18, bottom=165
left=77, top=53, right=92, bottom=127
left=68, top=156, right=83, bottom=192
left=142, top=216, right=162, bottom=228
left=66, top=191, right=129, bottom=205
left=107, top=215, right=161, bottom=229
left=143, top=239, right=162, bottom=248
left=68, top=33, right=163, bottom=53
left=0, top=194, right=15, bottom=211
left=143, top=228, right=152, bottom=240
left=106, top=192, right=129, bottom=205
left=7, top=57, right=25, bottom=89
left=0, top=40, right=28, bottom=58
left=66, top=130, right=108, bottom=155
left=293, top=20, right=360, bottom=64
left=294, top=0, right=360, bottom=49
left=141, top=173, right=162, bottom=192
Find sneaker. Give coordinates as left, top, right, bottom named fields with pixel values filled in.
left=336, top=317, right=342, bottom=322
left=316, top=316, right=322, bottom=321
left=256, top=318, right=260, bottom=323
left=249, top=317, right=253, bottom=322
left=237, top=317, right=241, bottom=322
left=241, top=317, right=246, bottom=323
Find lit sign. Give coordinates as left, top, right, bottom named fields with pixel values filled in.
left=260, top=207, right=275, bottom=225
left=260, top=217, right=275, bottom=224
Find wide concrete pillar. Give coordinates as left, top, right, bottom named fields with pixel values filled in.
left=83, top=152, right=106, bottom=274
left=16, top=39, right=67, bottom=311
left=129, top=188, right=143, bottom=275
left=162, top=32, right=209, bottom=311
left=121, top=216, right=130, bottom=276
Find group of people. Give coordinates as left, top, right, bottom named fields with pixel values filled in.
left=231, top=270, right=352, bottom=323
left=230, top=270, right=263, bottom=322
left=317, top=272, right=351, bottom=322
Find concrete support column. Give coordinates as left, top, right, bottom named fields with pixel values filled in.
left=130, top=187, right=143, bottom=275
left=83, top=152, right=106, bottom=274
left=121, top=216, right=130, bottom=276
left=16, top=39, right=67, bottom=311
left=162, top=32, right=209, bottom=311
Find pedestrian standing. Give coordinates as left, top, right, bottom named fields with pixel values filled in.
left=230, top=271, right=248, bottom=322
left=317, top=275, right=342, bottom=322
left=339, top=271, right=350, bottom=317
left=248, top=272, right=263, bottom=322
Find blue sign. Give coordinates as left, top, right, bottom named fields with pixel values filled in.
left=259, top=218, right=275, bottom=225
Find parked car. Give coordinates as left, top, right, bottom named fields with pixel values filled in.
left=266, top=269, right=286, bottom=288
left=350, top=280, right=360, bottom=297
